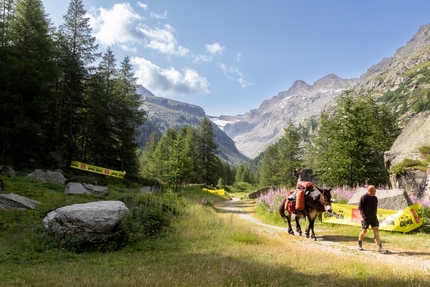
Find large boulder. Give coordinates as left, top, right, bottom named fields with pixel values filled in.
left=348, top=188, right=413, bottom=210
left=65, top=182, right=108, bottom=195
left=82, top=183, right=108, bottom=195
left=0, top=193, right=41, bottom=210
left=43, top=201, right=129, bottom=243
left=384, top=111, right=430, bottom=201
left=0, top=166, right=16, bottom=178
left=28, top=169, right=67, bottom=185
left=384, top=110, right=430, bottom=167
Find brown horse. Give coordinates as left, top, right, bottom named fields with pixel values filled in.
left=279, top=186, right=333, bottom=240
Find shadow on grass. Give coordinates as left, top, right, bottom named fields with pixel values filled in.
left=2, top=246, right=427, bottom=287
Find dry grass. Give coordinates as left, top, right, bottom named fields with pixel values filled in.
left=1, top=186, right=429, bottom=286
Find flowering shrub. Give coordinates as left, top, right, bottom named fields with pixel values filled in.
left=256, top=187, right=289, bottom=213
left=257, top=185, right=392, bottom=210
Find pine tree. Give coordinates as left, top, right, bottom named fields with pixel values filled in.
left=140, top=131, right=159, bottom=179
left=83, top=48, right=117, bottom=165
left=258, top=145, right=280, bottom=187
left=1, top=0, right=58, bottom=167
left=57, top=0, right=99, bottom=166
left=111, top=56, right=145, bottom=174
left=314, top=91, right=399, bottom=186
left=196, top=117, right=219, bottom=185
left=276, top=120, right=303, bottom=187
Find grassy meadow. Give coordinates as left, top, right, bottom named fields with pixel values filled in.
left=1, top=174, right=429, bottom=287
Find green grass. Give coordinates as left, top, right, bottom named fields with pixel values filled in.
left=1, top=175, right=429, bottom=286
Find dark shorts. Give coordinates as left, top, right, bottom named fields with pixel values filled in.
left=362, top=217, right=379, bottom=229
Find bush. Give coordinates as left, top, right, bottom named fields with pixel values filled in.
left=121, top=191, right=185, bottom=244
left=390, top=158, right=425, bottom=175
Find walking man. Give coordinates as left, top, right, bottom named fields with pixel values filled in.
left=357, top=185, right=387, bottom=253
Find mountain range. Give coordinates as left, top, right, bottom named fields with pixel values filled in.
left=136, top=22, right=430, bottom=163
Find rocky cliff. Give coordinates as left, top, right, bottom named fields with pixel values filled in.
left=385, top=111, right=430, bottom=200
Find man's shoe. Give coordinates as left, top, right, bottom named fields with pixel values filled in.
left=377, top=243, right=387, bottom=253
left=357, top=241, right=363, bottom=251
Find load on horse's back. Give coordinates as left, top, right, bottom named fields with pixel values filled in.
left=279, top=182, right=333, bottom=240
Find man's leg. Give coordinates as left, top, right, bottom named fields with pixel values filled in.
left=357, top=226, right=367, bottom=250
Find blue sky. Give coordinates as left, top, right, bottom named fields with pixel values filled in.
left=42, top=0, right=430, bottom=116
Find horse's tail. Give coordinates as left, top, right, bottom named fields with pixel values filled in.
left=279, top=198, right=288, bottom=220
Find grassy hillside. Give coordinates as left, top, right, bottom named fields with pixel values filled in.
left=1, top=174, right=429, bottom=286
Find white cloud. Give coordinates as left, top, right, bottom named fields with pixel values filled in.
left=88, top=4, right=189, bottom=57
left=151, top=11, right=168, bottom=19
left=131, top=57, right=210, bottom=95
left=219, top=63, right=254, bottom=89
left=139, top=24, right=190, bottom=56
left=88, top=3, right=143, bottom=49
left=137, top=2, right=148, bottom=10
left=206, top=43, right=224, bottom=55
left=194, top=42, right=225, bottom=63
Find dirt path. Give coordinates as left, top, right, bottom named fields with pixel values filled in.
left=215, top=197, right=430, bottom=273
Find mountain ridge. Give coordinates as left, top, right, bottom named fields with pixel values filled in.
left=136, top=22, right=430, bottom=163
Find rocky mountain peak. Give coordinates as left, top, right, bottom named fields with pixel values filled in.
left=394, top=23, right=430, bottom=58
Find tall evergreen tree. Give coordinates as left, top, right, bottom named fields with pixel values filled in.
left=82, top=48, right=117, bottom=165
left=57, top=0, right=99, bottom=166
left=1, top=0, right=58, bottom=167
left=140, top=131, right=159, bottom=179
left=276, top=120, right=302, bottom=188
left=179, top=125, right=198, bottom=183
left=111, top=56, right=145, bottom=174
left=259, top=145, right=280, bottom=186
left=152, top=128, right=177, bottom=184
left=314, top=91, right=399, bottom=187
left=196, top=117, right=219, bottom=185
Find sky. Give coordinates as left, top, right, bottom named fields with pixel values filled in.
left=42, top=0, right=430, bottom=116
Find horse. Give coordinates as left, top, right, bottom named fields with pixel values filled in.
left=279, top=186, right=333, bottom=240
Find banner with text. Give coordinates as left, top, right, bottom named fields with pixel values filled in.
left=322, top=203, right=422, bottom=233
left=202, top=188, right=225, bottom=196
left=70, top=161, right=126, bottom=178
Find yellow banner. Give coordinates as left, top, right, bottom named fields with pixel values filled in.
left=70, top=161, right=126, bottom=178
left=322, top=203, right=422, bottom=233
left=202, top=188, right=225, bottom=196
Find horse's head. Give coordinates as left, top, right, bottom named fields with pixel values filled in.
left=315, top=186, right=333, bottom=213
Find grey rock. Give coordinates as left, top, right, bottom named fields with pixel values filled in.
left=0, top=166, right=16, bottom=178
left=384, top=111, right=430, bottom=167
left=28, top=169, right=67, bottom=185
left=0, top=193, right=41, bottom=210
left=348, top=188, right=413, bottom=210
left=65, top=182, right=91, bottom=195
left=248, top=186, right=278, bottom=199
left=82, top=183, right=108, bottom=196
left=43, top=201, right=129, bottom=243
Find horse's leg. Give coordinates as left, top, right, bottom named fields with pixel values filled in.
left=308, top=217, right=317, bottom=241
left=295, top=215, right=302, bottom=236
left=305, top=210, right=317, bottom=239
left=286, top=213, right=294, bottom=235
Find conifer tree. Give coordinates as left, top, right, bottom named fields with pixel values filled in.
left=140, top=131, right=159, bottom=179
left=259, top=145, right=280, bottom=186
left=276, top=120, right=303, bottom=188
left=314, top=91, right=399, bottom=186
left=84, top=48, right=117, bottom=165
left=57, top=0, right=99, bottom=165
left=196, top=117, right=219, bottom=185
left=1, top=0, right=58, bottom=166
left=111, top=56, right=145, bottom=173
